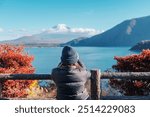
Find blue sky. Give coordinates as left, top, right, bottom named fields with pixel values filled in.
left=0, top=0, right=150, bottom=40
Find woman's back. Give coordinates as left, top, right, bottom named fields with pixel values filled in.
left=52, top=66, right=90, bottom=100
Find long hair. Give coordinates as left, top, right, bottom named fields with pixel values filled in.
left=57, top=60, right=85, bottom=70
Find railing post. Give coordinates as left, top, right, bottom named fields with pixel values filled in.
left=0, top=80, right=2, bottom=98
left=90, top=69, right=101, bottom=100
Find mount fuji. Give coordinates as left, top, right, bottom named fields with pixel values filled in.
left=1, top=24, right=100, bottom=47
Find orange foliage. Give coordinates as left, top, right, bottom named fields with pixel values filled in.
left=0, top=44, right=35, bottom=98
left=113, top=50, right=150, bottom=72
left=110, top=49, right=150, bottom=96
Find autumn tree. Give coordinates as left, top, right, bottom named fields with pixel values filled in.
left=0, top=44, right=35, bottom=98
left=109, top=49, right=150, bottom=96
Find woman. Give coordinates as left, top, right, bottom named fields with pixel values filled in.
left=51, top=46, right=91, bottom=100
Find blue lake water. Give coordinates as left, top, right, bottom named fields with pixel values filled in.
left=26, top=47, right=134, bottom=73
left=25, top=47, right=135, bottom=94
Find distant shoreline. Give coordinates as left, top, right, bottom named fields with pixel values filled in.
left=0, top=42, right=134, bottom=49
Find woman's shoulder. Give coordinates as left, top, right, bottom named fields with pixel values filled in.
left=52, top=67, right=91, bottom=79
left=52, top=66, right=87, bottom=73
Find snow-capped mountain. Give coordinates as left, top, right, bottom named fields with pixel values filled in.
left=52, top=24, right=71, bottom=31
left=1, top=24, right=100, bottom=46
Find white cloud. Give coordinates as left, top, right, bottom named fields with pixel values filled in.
left=70, top=28, right=100, bottom=35
left=0, top=28, right=4, bottom=32
left=44, top=24, right=101, bottom=36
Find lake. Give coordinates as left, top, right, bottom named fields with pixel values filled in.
left=26, top=47, right=134, bottom=73
left=25, top=47, right=135, bottom=95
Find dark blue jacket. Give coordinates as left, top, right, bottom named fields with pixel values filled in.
left=51, top=66, right=91, bottom=100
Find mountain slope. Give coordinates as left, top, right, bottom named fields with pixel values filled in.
left=130, top=40, right=150, bottom=51
left=60, top=37, right=87, bottom=46
left=70, top=15, right=150, bottom=47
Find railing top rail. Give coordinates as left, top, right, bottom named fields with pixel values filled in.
left=0, top=72, right=150, bottom=80
left=102, top=72, right=150, bottom=80
left=0, top=74, right=52, bottom=80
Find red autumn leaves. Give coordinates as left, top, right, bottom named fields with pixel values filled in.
left=110, top=50, right=150, bottom=96
left=113, top=50, right=150, bottom=72
left=0, top=44, right=35, bottom=98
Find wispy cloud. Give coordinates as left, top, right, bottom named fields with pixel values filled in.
left=70, top=28, right=100, bottom=35
left=44, top=24, right=101, bottom=36
left=0, top=28, right=4, bottom=32
left=0, top=28, right=33, bottom=41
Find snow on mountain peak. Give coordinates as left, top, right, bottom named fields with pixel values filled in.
left=52, top=24, right=70, bottom=31
left=43, top=24, right=101, bottom=36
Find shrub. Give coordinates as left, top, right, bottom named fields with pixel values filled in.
left=0, top=44, right=35, bottom=98
left=109, top=49, right=150, bottom=96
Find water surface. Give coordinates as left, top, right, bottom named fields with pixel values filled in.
left=26, top=47, right=133, bottom=73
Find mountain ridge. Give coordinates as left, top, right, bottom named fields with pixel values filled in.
left=67, top=15, right=150, bottom=47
